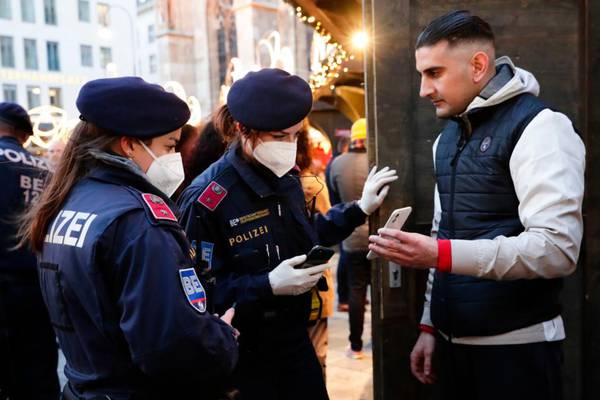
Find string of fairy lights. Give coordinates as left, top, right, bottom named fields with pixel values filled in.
left=293, top=5, right=357, bottom=91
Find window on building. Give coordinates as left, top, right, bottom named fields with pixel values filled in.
left=99, top=46, right=112, bottom=68
left=80, top=44, right=93, bottom=67
left=148, top=24, right=155, bottom=43
left=21, top=0, right=35, bottom=22
left=149, top=54, right=157, bottom=73
left=46, top=41, right=60, bottom=71
left=97, top=3, right=109, bottom=27
left=49, top=87, right=62, bottom=107
left=24, top=39, right=38, bottom=70
left=44, top=0, right=57, bottom=25
left=0, top=0, right=12, bottom=20
left=27, top=86, right=41, bottom=109
left=0, top=36, right=15, bottom=68
left=2, top=84, right=17, bottom=102
left=78, top=0, right=90, bottom=22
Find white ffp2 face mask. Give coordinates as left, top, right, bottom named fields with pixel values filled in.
left=139, top=141, right=185, bottom=197
left=252, top=139, right=297, bottom=178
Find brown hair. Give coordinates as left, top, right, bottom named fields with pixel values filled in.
left=295, top=121, right=312, bottom=171
left=18, top=122, right=118, bottom=253
left=212, top=104, right=263, bottom=162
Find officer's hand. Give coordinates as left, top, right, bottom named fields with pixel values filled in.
left=368, top=228, right=437, bottom=269
left=268, top=255, right=329, bottom=296
left=220, top=307, right=235, bottom=325
left=410, top=331, right=436, bottom=384
left=219, top=308, right=241, bottom=340
left=358, top=166, right=399, bottom=215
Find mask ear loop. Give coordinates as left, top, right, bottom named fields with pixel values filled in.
left=138, top=139, right=159, bottom=162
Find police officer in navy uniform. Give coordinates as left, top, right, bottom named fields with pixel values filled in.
left=176, top=68, right=398, bottom=399
left=0, top=103, right=59, bottom=399
left=19, top=78, right=239, bottom=399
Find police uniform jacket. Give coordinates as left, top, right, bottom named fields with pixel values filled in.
left=38, top=152, right=238, bottom=398
left=176, top=144, right=367, bottom=342
left=0, top=136, right=48, bottom=277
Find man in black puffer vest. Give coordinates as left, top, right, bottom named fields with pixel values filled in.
left=368, top=10, right=585, bottom=400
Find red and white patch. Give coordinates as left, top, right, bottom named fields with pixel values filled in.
left=141, top=193, right=177, bottom=222
left=197, top=181, right=228, bottom=211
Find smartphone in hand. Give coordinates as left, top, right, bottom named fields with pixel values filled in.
left=295, top=245, right=335, bottom=269
left=366, top=206, right=412, bottom=260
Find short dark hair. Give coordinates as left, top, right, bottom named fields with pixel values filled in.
left=416, top=10, right=494, bottom=49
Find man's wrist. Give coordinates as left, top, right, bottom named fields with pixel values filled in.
left=437, top=239, right=452, bottom=272
left=419, top=324, right=436, bottom=335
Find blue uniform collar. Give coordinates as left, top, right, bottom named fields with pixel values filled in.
left=226, top=143, right=300, bottom=199
left=226, top=144, right=273, bottom=198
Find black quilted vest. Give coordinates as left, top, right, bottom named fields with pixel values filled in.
left=431, top=93, right=562, bottom=338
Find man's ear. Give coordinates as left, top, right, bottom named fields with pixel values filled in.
left=471, top=50, right=491, bottom=84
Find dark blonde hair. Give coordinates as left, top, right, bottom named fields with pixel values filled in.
left=213, top=104, right=263, bottom=148
left=18, top=122, right=118, bottom=253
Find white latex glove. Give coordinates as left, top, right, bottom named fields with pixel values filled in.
left=268, top=255, right=329, bottom=296
left=358, top=166, right=399, bottom=215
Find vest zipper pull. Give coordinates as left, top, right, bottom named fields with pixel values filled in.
left=275, top=245, right=280, bottom=261
left=277, top=203, right=282, bottom=217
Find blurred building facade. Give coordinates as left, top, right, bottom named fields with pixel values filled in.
left=0, top=0, right=136, bottom=116
left=136, top=0, right=313, bottom=117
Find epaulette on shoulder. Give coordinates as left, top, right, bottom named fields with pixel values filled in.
left=196, top=168, right=237, bottom=212
left=140, top=192, right=178, bottom=222
left=197, top=181, right=228, bottom=211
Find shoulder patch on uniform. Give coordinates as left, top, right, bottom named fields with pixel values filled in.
left=178, top=268, right=207, bottom=313
left=141, top=193, right=177, bottom=222
left=197, top=181, right=228, bottom=211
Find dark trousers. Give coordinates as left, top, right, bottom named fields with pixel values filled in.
left=435, top=337, right=563, bottom=400
left=0, top=275, right=60, bottom=400
left=336, top=247, right=348, bottom=304
left=346, top=251, right=370, bottom=351
left=234, top=322, right=329, bottom=400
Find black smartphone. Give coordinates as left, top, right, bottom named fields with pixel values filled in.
left=295, top=245, right=335, bottom=269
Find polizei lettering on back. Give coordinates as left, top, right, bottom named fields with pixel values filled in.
left=44, top=209, right=98, bottom=247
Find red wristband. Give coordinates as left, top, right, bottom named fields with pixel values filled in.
left=419, top=324, right=436, bottom=335
left=437, top=239, right=452, bottom=273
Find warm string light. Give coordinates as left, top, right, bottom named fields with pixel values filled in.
left=294, top=6, right=353, bottom=90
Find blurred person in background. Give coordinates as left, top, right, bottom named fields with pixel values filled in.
left=46, top=137, right=66, bottom=172
left=325, top=135, right=351, bottom=312
left=329, top=118, right=371, bottom=359
left=0, top=102, right=59, bottom=400
left=297, top=122, right=335, bottom=379
left=172, top=123, right=199, bottom=199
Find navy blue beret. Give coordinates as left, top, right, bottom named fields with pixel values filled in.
left=76, top=77, right=191, bottom=139
left=0, top=102, right=33, bottom=135
left=227, top=68, right=312, bottom=131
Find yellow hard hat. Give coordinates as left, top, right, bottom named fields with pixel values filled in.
left=350, top=118, right=366, bottom=141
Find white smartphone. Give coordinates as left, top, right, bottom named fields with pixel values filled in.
left=366, top=206, right=412, bottom=260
